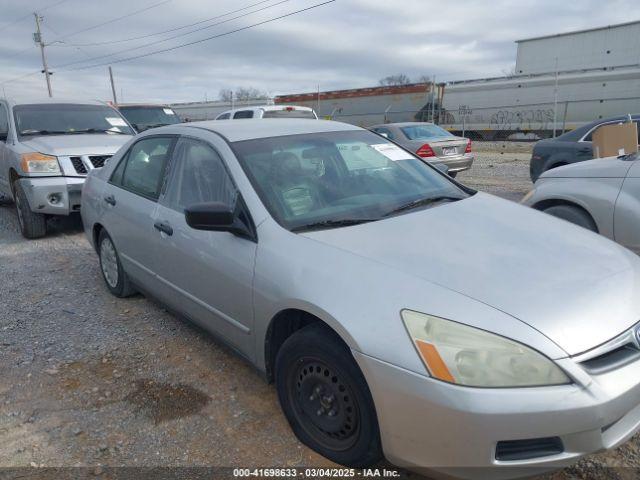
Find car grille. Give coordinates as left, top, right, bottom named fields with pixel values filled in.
left=70, top=157, right=88, bottom=174
left=67, top=155, right=112, bottom=175
left=89, top=155, right=111, bottom=168
left=573, top=323, right=640, bottom=375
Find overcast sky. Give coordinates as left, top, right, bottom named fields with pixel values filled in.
left=0, top=0, right=637, bottom=103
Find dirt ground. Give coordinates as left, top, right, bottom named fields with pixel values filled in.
left=1, top=142, right=638, bottom=479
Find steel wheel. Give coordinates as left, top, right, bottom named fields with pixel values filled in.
left=288, top=356, right=360, bottom=451
left=100, top=236, right=119, bottom=288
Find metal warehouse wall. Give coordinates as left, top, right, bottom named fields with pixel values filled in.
left=516, top=21, right=640, bottom=75
left=440, top=67, right=640, bottom=135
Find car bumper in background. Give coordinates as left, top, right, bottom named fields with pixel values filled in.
left=18, top=176, right=85, bottom=215
left=435, top=153, right=474, bottom=173
left=353, top=351, right=640, bottom=480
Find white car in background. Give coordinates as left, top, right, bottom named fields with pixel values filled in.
left=215, top=105, right=317, bottom=120
left=522, top=153, right=640, bottom=253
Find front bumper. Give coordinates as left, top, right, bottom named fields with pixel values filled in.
left=435, top=153, right=474, bottom=173
left=354, top=351, right=640, bottom=479
left=18, top=176, right=85, bottom=215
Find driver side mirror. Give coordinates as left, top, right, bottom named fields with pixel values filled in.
left=185, top=201, right=256, bottom=241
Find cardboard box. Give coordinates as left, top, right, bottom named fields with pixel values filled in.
left=592, top=121, right=639, bottom=158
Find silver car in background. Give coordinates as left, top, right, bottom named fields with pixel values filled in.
left=522, top=153, right=640, bottom=254
left=82, top=119, right=640, bottom=479
left=369, top=122, right=474, bottom=177
left=0, top=97, right=135, bottom=238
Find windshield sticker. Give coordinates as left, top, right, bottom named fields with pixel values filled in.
left=163, top=108, right=175, bottom=115
left=106, top=117, right=127, bottom=127
left=370, top=144, right=414, bottom=161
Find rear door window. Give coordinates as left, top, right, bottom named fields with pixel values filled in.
left=233, top=110, right=254, bottom=119
left=110, top=136, right=174, bottom=200
left=216, top=113, right=231, bottom=120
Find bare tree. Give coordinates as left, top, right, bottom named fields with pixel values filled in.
left=378, top=74, right=411, bottom=86
left=218, top=89, right=233, bottom=102
left=416, top=74, right=433, bottom=84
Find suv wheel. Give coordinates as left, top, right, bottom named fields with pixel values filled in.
left=275, top=323, right=382, bottom=467
left=98, top=229, right=136, bottom=297
left=13, top=181, right=47, bottom=239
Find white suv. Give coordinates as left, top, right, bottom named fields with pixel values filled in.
left=215, top=105, right=317, bottom=120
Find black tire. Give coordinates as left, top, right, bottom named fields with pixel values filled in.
left=275, top=323, right=382, bottom=467
left=448, top=171, right=458, bottom=178
left=13, top=181, right=47, bottom=239
left=543, top=204, right=597, bottom=232
left=97, top=229, right=136, bottom=297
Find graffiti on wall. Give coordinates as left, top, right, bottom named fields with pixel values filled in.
left=488, top=108, right=555, bottom=131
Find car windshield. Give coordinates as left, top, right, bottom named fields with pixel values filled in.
left=233, top=130, right=468, bottom=231
left=401, top=124, right=454, bottom=140
left=263, top=109, right=316, bottom=119
left=14, top=104, right=134, bottom=137
left=119, top=106, right=181, bottom=129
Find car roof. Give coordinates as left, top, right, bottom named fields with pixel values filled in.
left=160, top=119, right=360, bottom=142
left=370, top=122, right=436, bottom=128
left=118, top=104, right=172, bottom=108
left=217, top=105, right=314, bottom=116
left=556, top=113, right=640, bottom=141
left=3, top=96, right=108, bottom=107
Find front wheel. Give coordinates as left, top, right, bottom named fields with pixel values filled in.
left=275, top=323, right=382, bottom=467
left=543, top=204, right=597, bottom=232
left=98, top=229, right=136, bottom=297
left=13, top=181, right=47, bottom=239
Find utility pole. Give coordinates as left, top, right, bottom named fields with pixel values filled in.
left=316, top=84, right=320, bottom=116
left=33, top=13, right=52, bottom=97
left=108, top=66, right=118, bottom=106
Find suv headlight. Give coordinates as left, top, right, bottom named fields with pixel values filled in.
left=402, top=310, right=570, bottom=387
left=21, top=153, right=61, bottom=174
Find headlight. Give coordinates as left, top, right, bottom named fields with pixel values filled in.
left=21, top=153, right=61, bottom=174
left=401, top=310, right=570, bottom=387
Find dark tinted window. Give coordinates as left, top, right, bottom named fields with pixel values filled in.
left=216, top=113, right=231, bottom=120
left=233, top=110, right=254, bottom=119
left=13, top=103, right=134, bottom=137
left=118, top=106, right=180, bottom=129
left=0, top=103, right=8, bottom=137
left=262, top=109, right=316, bottom=119
left=113, top=137, right=173, bottom=199
left=164, top=138, right=237, bottom=211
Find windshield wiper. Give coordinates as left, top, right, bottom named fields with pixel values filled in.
left=20, top=129, right=70, bottom=136
left=383, top=195, right=464, bottom=217
left=67, top=128, right=129, bottom=135
left=291, top=218, right=376, bottom=232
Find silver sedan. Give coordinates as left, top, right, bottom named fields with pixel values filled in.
left=522, top=153, right=640, bottom=254
left=369, top=122, right=474, bottom=176
left=82, top=120, right=640, bottom=479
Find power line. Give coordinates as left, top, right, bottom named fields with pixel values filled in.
left=0, top=0, right=72, bottom=33
left=49, top=0, right=173, bottom=42
left=53, top=0, right=294, bottom=69
left=59, top=0, right=276, bottom=47
left=62, top=0, right=336, bottom=72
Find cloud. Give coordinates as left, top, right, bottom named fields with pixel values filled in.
left=0, top=0, right=637, bottom=102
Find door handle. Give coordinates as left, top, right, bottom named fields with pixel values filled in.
left=103, top=195, right=116, bottom=206
left=153, top=221, right=173, bottom=236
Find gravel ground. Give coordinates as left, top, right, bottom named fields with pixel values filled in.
left=1, top=142, right=639, bottom=479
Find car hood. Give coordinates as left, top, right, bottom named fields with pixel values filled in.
left=21, top=134, right=133, bottom=156
left=302, top=192, right=640, bottom=356
left=539, top=156, right=635, bottom=180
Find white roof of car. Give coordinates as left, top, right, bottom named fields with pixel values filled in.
left=162, top=119, right=360, bottom=142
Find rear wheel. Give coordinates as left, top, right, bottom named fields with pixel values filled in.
left=448, top=171, right=458, bottom=178
left=543, top=204, right=597, bottom=232
left=98, top=229, right=136, bottom=297
left=275, top=323, right=382, bottom=467
left=13, top=181, right=47, bottom=239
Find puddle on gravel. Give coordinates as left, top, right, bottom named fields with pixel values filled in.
left=125, top=379, right=211, bottom=424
